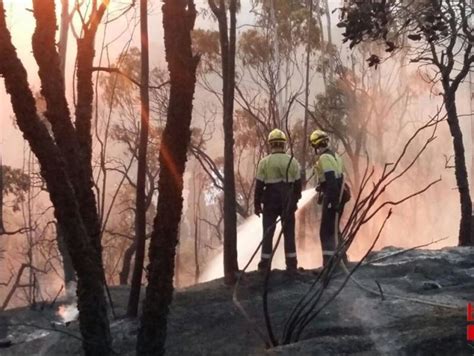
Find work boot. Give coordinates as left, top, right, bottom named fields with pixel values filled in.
left=285, top=257, right=297, bottom=271
left=258, top=259, right=270, bottom=272
left=322, top=254, right=332, bottom=268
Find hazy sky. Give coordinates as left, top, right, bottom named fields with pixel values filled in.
left=0, top=0, right=256, bottom=167
left=0, top=0, right=163, bottom=166
left=0, top=0, right=471, bottom=170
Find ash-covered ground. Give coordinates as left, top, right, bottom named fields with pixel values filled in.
left=1, top=246, right=474, bottom=355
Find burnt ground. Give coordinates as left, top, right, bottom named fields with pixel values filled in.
left=1, top=246, right=474, bottom=355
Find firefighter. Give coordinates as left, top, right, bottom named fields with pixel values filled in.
left=310, top=129, right=348, bottom=267
left=254, top=129, right=302, bottom=271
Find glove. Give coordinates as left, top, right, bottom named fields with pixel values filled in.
left=254, top=204, right=262, bottom=217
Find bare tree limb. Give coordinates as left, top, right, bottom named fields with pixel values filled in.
left=92, top=66, right=170, bottom=89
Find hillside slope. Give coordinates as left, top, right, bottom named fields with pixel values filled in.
left=1, top=246, right=474, bottom=355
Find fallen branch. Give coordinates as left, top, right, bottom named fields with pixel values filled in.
left=364, top=236, right=449, bottom=265
left=375, top=280, right=385, bottom=301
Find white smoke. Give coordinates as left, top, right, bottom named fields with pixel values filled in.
left=200, top=189, right=317, bottom=282
left=56, top=281, right=79, bottom=324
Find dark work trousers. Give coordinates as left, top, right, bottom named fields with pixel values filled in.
left=259, top=205, right=297, bottom=270
left=320, top=201, right=346, bottom=267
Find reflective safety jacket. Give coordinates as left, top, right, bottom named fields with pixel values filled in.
left=255, top=152, right=302, bottom=210
left=314, top=149, right=344, bottom=207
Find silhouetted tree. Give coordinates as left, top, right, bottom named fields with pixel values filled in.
left=137, top=0, right=199, bottom=353
left=208, top=0, right=239, bottom=283
left=0, top=1, right=111, bottom=354
left=128, top=0, right=151, bottom=318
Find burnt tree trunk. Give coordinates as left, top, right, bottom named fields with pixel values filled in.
left=33, top=2, right=76, bottom=289
left=137, top=0, right=199, bottom=354
left=75, top=31, right=104, bottom=257
left=193, top=182, right=201, bottom=284
left=0, top=3, right=111, bottom=354
left=119, top=241, right=136, bottom=285
left=194, top=214, right=200, bottom=284
left=0, top=8, right=111, bottom=354
left=444, top=91, right=472, bottom=245
left=438, top=36, right=473, bottom=246
left=56, top=224, right=76, bottom=286
left=209, top=0, right=239, bottom=285
left=32, top=0, right=106, bottom=264
left=127, top=0, right=151, bottom=318
left=73, top=2, right=109, bottom=257
left=224, top=0, right=238, bottom=281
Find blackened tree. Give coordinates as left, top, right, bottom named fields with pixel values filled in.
left=137, top=0, right=199, bottom=354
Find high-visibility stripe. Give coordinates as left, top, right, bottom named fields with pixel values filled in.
left=261, top=253, right=272, bottom=259
left=285, top=252, right=297, bottom=258
left=322, top=250, right=335, bottom=256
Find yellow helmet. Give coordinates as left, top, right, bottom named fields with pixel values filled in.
left=309, top=129, right=329, bottom=147
left=268, top=129, right=287, bottom=143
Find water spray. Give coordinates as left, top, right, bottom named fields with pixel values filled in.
left=200, top=188, right=317, bottom=282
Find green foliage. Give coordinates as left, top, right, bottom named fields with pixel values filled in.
left=339, top=0, right=472, bottom=64
left=238, top=29, right=272, bottom=66
left=234, top=109, right=261, bottom=150
left=194, top=0, right=321, bottom=70
left=313, top=81, right=348, bottom=134
left=100, top=47, right=141, bottom=107
left=192, top=29, right=220, bottom=73
left=2, top=165, right=30, bottom=211
left=253, top=0, right=320, bottom=53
